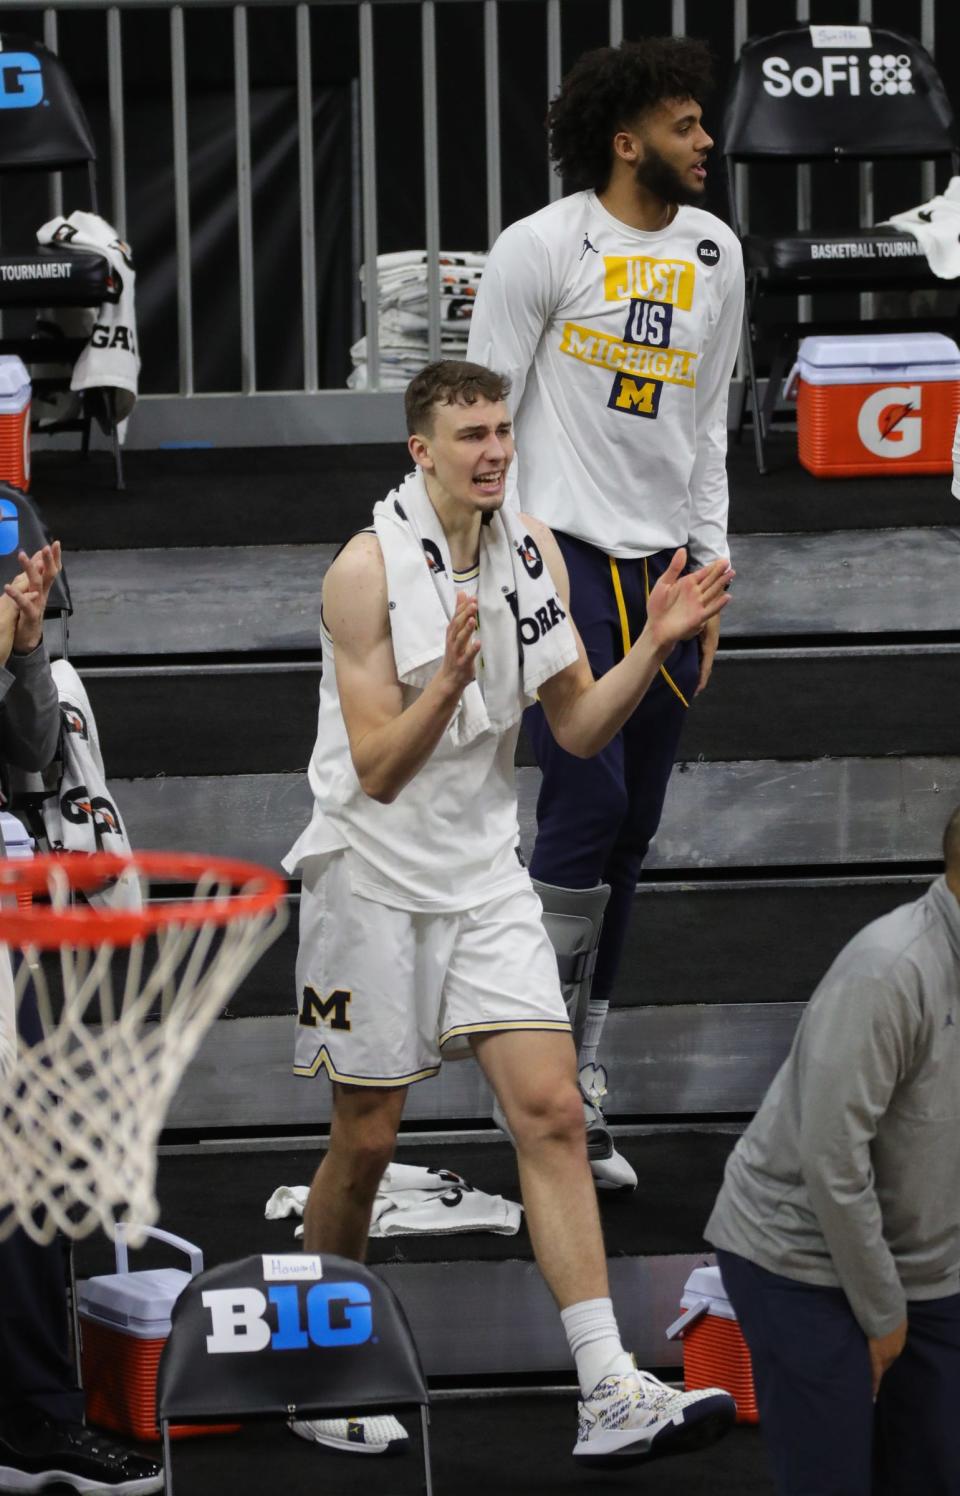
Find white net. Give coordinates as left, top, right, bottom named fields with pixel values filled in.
left=0, top=852, right=286, bottom=1244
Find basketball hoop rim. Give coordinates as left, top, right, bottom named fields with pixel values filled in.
left=0, top=850, right=286, bottom=949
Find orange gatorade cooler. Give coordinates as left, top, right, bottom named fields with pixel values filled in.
left=789, top=332, right=960, bottom=478
left=666, top=1264, right=759, bottom=1424
left=79, top=1225, right=238, bottom=1442
left=0, top=356, right=31, bottom=492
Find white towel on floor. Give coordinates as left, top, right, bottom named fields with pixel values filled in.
left=373, top=468, right=577, bottom=747
left=264, top=1163, right=523, bottom=1239
left=880, top=176, right=960, bottom=279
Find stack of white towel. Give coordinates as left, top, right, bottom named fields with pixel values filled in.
left=348, top=249, right=486, bottom=389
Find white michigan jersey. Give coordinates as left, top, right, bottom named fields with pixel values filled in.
left=467, top=190, right=744, bottom=563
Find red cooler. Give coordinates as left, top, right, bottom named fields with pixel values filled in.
left=666, top=1264, right=759, bottom=1424
left=789, top=332, right=960, bottom=478
left=0, top=356, right=31, bottom=491
left=78, top=1226, right=238, bottom=1442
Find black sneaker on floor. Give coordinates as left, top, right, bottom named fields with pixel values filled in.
left=0, top=1415, right=163, bottom=1494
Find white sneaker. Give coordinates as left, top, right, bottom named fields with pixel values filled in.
left=288, top=1414, right=408, bottom=1455
left=580, top=1065, right=638, bottom=1192
left=574, top=1369, right=735, bottom=1464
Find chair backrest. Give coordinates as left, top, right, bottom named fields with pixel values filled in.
left=723, top=25, right=956, bottom=164
left=157, top=1253, right=430, bottom=1424
left=0, top=35, right=96, bottom=172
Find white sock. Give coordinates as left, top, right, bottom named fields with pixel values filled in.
left=560, top=1297, right=635, bottom=1397
left=578, top=1000, right=609, bottom=1070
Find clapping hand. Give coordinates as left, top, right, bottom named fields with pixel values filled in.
left=646, top=548, right=733, bottom=655
left=4, top=542, right=62, bottom=656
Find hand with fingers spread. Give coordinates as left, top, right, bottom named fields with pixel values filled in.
left=437, top=591, right=482, bottom=697
left=6, top=541, right=62, bottom=656
left=645, top=549, right=733, bottom=656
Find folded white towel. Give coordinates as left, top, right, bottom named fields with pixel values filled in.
left=880, top=176, right=960, bottom=279
left=373, top=468, right=578, bottom=747
left=265, top=1163, right=523, bottom=1239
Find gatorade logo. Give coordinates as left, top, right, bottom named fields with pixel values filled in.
left=202, top=1283, right=374, bottom=1354
left=857, top=386, right=922, bottom=458
left=0, top=54, right=43, bottom=110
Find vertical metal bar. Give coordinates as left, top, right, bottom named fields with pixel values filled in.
left=43, top=10, right=63, bottom=220
left=796, top=0, right=812, bottom=321
left=106, top=8, right=126, bottom=238
left=484, top=1, right=501, bottom=247
left=608, top=0, right=623, bottom=47
left=170, top=6, right=194, bottom=396
left=422, top=2, right=441, bottom=362
left=297, top=4, right=318, bottom=393
left=234, top=6, right=256, bottom=394
left=546, top=0, right=561, bottom=202
left=359, top=1, right=380, bottom=388
left=733, top=0, right=748, bottom=234
left=671, top=0, right=686, bottom=37
left=858, top=0, right=874, bottom=319
left=921, top=0, right=936, bottom=200
left=350, top=79, right=363, bottom=346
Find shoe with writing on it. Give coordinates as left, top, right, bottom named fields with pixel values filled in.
left=0, top=1412, right=162, bottom=1494
left=574, top=1368, right=735, bottom=1464
left=289, top=1414, right=408, bottom=1455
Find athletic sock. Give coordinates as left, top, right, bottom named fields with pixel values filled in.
left=561, top=1297, right=636, bottom=1397
left=578, top=999, right=609, bottom=1072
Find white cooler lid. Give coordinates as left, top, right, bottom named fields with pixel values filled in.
left=0, top=355, right=30, bottom=402
left=680, top=1263, right=738, bottom=1322
left=798, top=332, right=960, bottom=386
left=78, top=1266, right=193, bottom=1339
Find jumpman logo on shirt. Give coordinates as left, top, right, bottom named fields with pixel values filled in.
left=580, top=234, right=599, bottom=260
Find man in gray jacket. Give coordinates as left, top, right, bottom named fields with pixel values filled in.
left=705, top=810, right=960, bottom=1496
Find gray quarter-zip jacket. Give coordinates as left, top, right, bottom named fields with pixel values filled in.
left=705, top=876, right=960, bottom=1338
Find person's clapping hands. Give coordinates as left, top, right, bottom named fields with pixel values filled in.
left=4, top=542, right=62, bottom=657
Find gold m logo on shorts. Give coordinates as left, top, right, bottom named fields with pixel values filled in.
left=299, top=987, right=352, bottom=1031
left=603, top=256, right=695, bottom=309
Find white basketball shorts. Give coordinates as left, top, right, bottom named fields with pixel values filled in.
left=293, top=851, right=570, bottom=1086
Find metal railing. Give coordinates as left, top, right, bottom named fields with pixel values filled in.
left=0, top=0, right=948, bottom=446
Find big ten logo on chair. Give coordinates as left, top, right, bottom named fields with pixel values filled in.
left=202, top=1258, right=375, bottom=1355
left=0, top=53, right=44, bottom=110
left=762, top=29, right=913, bottom=100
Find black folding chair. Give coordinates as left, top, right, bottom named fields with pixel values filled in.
left=723, top=26, right=960, bottom=472
left=0, top=36, right=125, bottom=488
left=157, top=1253, right=433, bottom=1495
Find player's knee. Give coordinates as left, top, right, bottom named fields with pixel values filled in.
left=508, top=1077, right=583, bottom=1153
left=330, top=1113, right=398, bottom=1193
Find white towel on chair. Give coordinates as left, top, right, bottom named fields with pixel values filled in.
left=372, top=469, right=577, bottom=747
left=880, top=176, right=960, bottom=279
left=265, top=1164, right=523, bottom=1239
left=36, top=211, right=140, bottom=420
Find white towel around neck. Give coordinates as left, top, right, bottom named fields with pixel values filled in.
left=371, top=468, right=578, bottom=746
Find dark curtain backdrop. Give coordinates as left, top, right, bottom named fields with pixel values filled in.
left=0, top=0, right=957, bottom=392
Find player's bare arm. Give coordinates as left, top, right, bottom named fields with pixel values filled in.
left=323, top=533, right=481, bottom=804
left=529, top=515, right=732, bottom=758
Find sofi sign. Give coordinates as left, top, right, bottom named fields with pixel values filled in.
left=202, top=1283, right=374, bottom=1354
left=762, top=52, right=914, bottom=99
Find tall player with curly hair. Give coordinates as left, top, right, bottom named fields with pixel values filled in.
left=469, top=37, right=744, bottom=1189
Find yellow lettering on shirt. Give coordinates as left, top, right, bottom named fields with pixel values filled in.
left=603, top=256, right=695, bottom=310
left=559, top=323, right=698, bottom=387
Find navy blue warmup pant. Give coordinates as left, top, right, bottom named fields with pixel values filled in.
left=526, top=534, right=699, bottom=1005
left=0, top=985, right=83, bottom=1425
left=717, top=1248, right=960, bottom=1496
